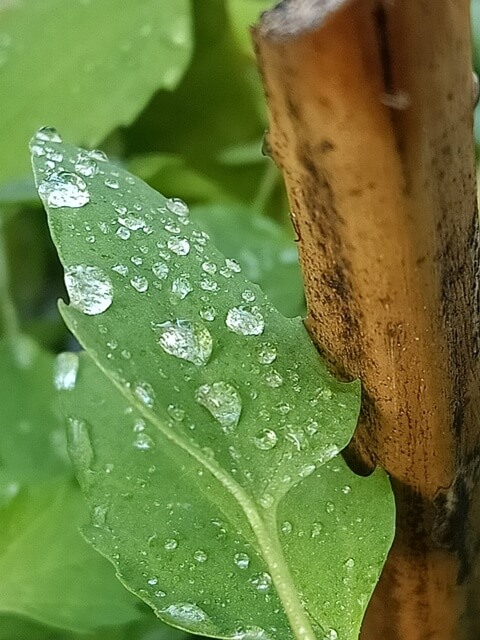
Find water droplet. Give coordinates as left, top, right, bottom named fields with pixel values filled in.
left=92, top=505, right=108, bottom=527
left=226, top=306, right=264, bottom=336
left=281, top=521, right=293, bottom=535
left=164, top=538, right=178, bottom=550
left=112, top=264, right=128, bottom=276
left=195, top=382, right=242, bottom=430
left=130, top=275, right=149, bottom=293
left=161, top=603, right=210, bottom=628
left=259, top=493, right=274, bottom=509
left=242, top=289, right=256, bottom=303
left=299, top=463, right=316, bottom=478
left=194, top=549, right=208, bottom=563
left=167, top=236, right=190, bottom=256
left=311, top=522, right=323, bottom=538
left=324, top=630, right=338, bottom=640
left=257, top=342, right=277, bottom=365
left=200, top=278, right=219, bottom=292
left=167, top=404, right=185, bottom=422
left=134, top=381, right=155, bottom=407
left=147, top=577, right=158, bottom=586
left=171, top=275, right=192, bottom=299
left=166, top=197, right=189, bottom=217
left=118, top=213, right=145, bottom=230
left=104, top=177, right=119, bottom=189
left=152, top=261, right=169, bottom=280
left=325, top=501, right=335, bottom=514
left=154, top=320, right=212, bottom=366
left=53, top=352, right=79, bottom=390
left=134, top=432, right=155, bottom=450
left=234, top=552, right=250, bottom=569
left=116, top=226, right=131, bottom=240
left=344, top=557, right=355, bottom=569
left=342, top=484, right=352, bottom=494
left=133, top=418, right=146, bottom=432
left=253, top=429, right=278, bottom=451
left=250, top=572, right=272, bottom=592
left=64, top=265, right=113, bottom=315
left=75, top=151, right=99, bottom=177
left=88, top=149, right=108, bottom=162
left=200, top=306, right=216, bottom=322
left=225, top=258, right=241, bottom=273
left=202, top=261, right=217, bottom=275
left=68, top=418, right=94, bottom=469
left=39, top=171, right=90, bottom=208
left=35, top=126, right=62, bottom=143
left=264, top=369, right=283, bottom=388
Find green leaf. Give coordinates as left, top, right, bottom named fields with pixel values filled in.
left=0, top=336, right=69, bottom=506
left=192, top=204, right=305, bottom=318
left=32, top=133, right=395, bottom=640
left=0, top=480, right=142, bottom=633
left=0, top=0, right=192, bottom=184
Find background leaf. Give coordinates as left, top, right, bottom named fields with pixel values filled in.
left=33, top=134, right=395, bottom=640
left=0, top=0, right=192, bottom=184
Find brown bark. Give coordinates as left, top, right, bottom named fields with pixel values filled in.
left=253, top=1, right=480, bottom=638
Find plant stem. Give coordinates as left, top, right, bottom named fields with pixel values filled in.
left=0, top=216, right=20, bottom=347
left=251, top=161, right=279, bottom=214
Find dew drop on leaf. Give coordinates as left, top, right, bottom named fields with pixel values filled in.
left=263, top=369, right=283, bottom=388
left=195, top=382, right=242, bottom=430
left=67, top=418, right=94, bottom=469
left=35, top=126, right=62, bottom=143
left=154, top=319, right=213, bottom=366
left=167, top=236, right=190, bottom=256
left=253, top=429, right=278, bottom=451
left=257, top=342, right=277, bottom=365
left=171, top=275, right=192, bottom=299
left=160, top=603, right=210, bottom=627
left=281, top=521, right=293, bottom=535
left=152, top=261, right=169, bottom=280
left=193, top=549, right=208, bottom=563
left=64, top=265, right=113, bottom=315
left=38, top=171, right=90, bottom=208
left=116, top=226, right=131, bottom=240
left=249, top=571, right=272, bottom=592
left=234, top=552, right=250, bottom=569
left=164, top=538, right=178, bottom=551
left=310, top=522, right=323, bottom=538
left=134, top=381, right=155, bottom=407
left=53, top=352, right=79, bottom=391
left=133, top=432, right=155, bottom=451
left=118, top=213, right=145, bottom=230
left=74, top=151, right=99, bottom=177
left=166, top=197, right=190, bottom=217
left=225, top=306, right=265, bottom=336
left=130, top=275, right=149, bottom=293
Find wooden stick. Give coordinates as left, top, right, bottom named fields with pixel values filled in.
left=254, top=1, right=480, bottom=637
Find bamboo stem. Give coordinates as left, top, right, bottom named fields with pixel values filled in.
left=254, top=1, right=480, bottom=637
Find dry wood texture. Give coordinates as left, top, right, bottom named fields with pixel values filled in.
left=254, top=1, right=480, bottom=638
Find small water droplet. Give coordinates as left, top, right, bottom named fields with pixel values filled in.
left=200, top=277, right=219, bottom=292
left=226, top=306, right=265, bottom=336
left=253, top=429, right=278, bottom=451
left=134, top=432, right=155, bottom=450
left=118, top=213, right=145, bottom=230
left=281, top=521, right=293, bottom=535
left=264, top=369, right=283, bottom=388
left=104, top=177, right=119, bottom=189
left=166, top=197, right=190, bottom=217
left=325, top=501, right=335, bottom=514
left=116, top=226, right=131, bottom=240
left=152, top=261, right=169, bottom=280
left=171, top=275, right=192, bottom=299
left=35, top=126, right=62, bottom=143
left=234, top=552, right=250, bottom=569
left=164, top=538, right=178, bottom=550
left=39, top=171, right=90, bottom=208
left=202, top=261, right=217, bottom=275
left=299, top=463, right=316, bottom=478
left=154, top=320, right=213, bottom=366
left=257, top=342, right=277, bottom=365
left=242, top=289, right=256, bottom=303
left=130, top=275, right=149, bottom=293
left=112, top=264, right=128, bottom=276
left=250, top=572, right=272, bottom=592
left=92, top=505, right=108, bottom=527
left=68, top=418, right=94, bottom=469
left=53, top=352, right=79, bottom=391
left=64, top=265, right=113, bottom=315
left=342, top=484, right=352, bottom=494
left=134, top=382, right=155, bottom=407
left=74, top=151, right=99, bottom=177
left=200, top=306, right=216, bottom=322
left=195, top=382, right=242, bottom=430
left=147, top=577, right=158, bottom=586
left=88, top=149, right=108, bottom=162
left=194, top=549, right=208, bottom=563
left=311, top=522, right=323, bottom=538
left=259, top=493, right=274, bottom=509
left=324, top=630, right=338, bottom=640
left=167, top=236, right=190, bottom=256
left=344, top=557, right=355, bottom=569
left=225, top=258, right=241, bottom=273
left=167, top=404, right=185, bottom=421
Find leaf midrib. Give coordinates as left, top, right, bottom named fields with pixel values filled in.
left=70, top=318, right=318, bottom=640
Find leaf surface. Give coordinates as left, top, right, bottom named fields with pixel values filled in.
left=0, top=0, right=192, bottom=183
left=0, top=480, right=142, bottom=632
left=32, top=133, right=395, bottom=640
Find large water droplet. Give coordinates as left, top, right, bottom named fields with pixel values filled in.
left=35, top=126, right=62, bottom=143
left=226, top=306, right=264, bottom=336
left=167, top=236, right=190, bottom=256
left=53, top=352, right=79, bottom=391
left=234, top=552, right=250, bottom=569
left=75, top=151, right=99, bottom=177
left=160, top=603, right=210, bottom=628
left=64, top=265, right=113, bottom=315
left=38, top=171, right=90, bottom=208
left=166, top=197, right=190, bottom=218
left=195, top=382, right=242, bottom=430
left=253, top=429, right=278, bottom=451
left=250, top=572, right=272, bottom=592
left=154, top=320, right=212, bottom=366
